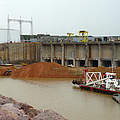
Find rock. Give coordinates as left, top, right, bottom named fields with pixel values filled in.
left=18, top=103, right=42, bottom=118
left=0, top=95, right=16, bottom=105
left=0, top=95, right=67, bottom=120
left=0, top=103, right=30, bottom=120
left=33, top=110, right=67, bottom=120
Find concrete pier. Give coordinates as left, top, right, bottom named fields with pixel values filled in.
left=50, top=44, right=54, bottom=62
left=62, top=44, right=64, bottom=66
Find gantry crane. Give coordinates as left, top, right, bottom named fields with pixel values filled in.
left=79, top=30, right=88, bottom=42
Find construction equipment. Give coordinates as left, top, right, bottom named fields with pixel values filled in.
left=72, top=71, right=120, bottom=95
left=79, top=31, right=88, bottom=42
left=67, top=33, right=74, bottom=42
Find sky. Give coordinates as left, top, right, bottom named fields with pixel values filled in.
left=0, top=0, right=120, bottom=36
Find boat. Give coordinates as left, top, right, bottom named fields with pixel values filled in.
left=72, top=71, right=120, bottom=95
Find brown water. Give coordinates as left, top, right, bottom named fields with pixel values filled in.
left=0, top=78, right=119, bottom=120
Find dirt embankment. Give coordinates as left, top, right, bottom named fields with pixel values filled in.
left=11, top=62, right=78, bottom=79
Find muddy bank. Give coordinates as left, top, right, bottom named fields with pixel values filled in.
left=0, top=94, right=67, bottom=120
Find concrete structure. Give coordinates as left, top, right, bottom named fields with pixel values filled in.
left=0, top=40, right=120, bottom=67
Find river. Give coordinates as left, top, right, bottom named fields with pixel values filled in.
left=0, top=78, right=119, bottom=120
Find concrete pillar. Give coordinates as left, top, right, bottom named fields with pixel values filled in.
left=98, top=42, right=101, bottom=66
left=61, top=44, right=64, bottom=66
left=73, top=59, right=76, bottom=67
left=40, top=42, right=43, bottom=62
left=75, top=60, right=79, bottom=67
left=51, top=44, right=54, bottom=62
left=112, top=42, right=116, bottom=67
left=38, top=43, right=41, bottom=61
left=73, top=45, right=76, bottom=67
left=85, top=43, right=89, bottom=66
left=65, top=61, right=67, bottom=66
left=7, top=43, right=10, bottom=63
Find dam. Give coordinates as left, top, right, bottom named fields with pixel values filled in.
left=0, top=40, right=120, bottom=67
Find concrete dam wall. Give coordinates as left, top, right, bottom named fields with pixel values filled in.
left=0, top=41, right=120, bottom=67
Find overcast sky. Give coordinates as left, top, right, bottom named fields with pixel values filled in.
left=0, top=0, right=120, bottom=36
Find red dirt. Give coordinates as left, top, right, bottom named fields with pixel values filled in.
left=11, top=62, right=78, bottom=79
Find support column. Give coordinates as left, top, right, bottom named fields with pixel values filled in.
left=65, top=61, right=67, bottom=66
left=112, top=42, right=116, bottom=67
left=40, top=42, right=43, bottom=62
left=38, top=42, right=41, bottom=61
left=85, top=43, right=89, bottom=66
left=51, top=44, right=54, bottom=62
left=75, top=60, right=79, bottom=67
left=61, top=43, right=64, bottom=66
left=73, top=45, right=76, bottom=67
left=73, top=59, right=76, bottom=67
left=98, top=42, right=101, bottom=66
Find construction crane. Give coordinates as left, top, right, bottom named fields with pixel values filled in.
left=67, top=33, right=74, bottom=42
left=79, top=30, right=88, bottom=43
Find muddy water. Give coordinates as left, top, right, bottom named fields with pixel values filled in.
left=0, top=78, right=119, bottom=120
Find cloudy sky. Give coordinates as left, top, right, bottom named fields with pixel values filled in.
left=0, top=0, right=120, bottom=36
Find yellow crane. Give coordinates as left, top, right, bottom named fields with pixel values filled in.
left=67, top=33, right=74, bottom=42
left=79, top=31, right=88, bottom=43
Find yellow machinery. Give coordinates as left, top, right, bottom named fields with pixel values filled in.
left=79, top=31, right=88, bottom=42
left=22, top=62, right=27, bottom=66
left=67, top=33, right=74, bottom=42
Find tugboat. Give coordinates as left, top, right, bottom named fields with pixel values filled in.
left=72, top=71, right=120, bottom=95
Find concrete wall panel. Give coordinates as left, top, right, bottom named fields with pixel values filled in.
left=65, top=45, right=75, bottom=59
left=42, top=45, right=51, bottom=58
left=116, top=45, right=120, bottom=59
left=76, top=45, right=86, bottom=59
left=91, top=45, right=99, bottom=59
left=54, top=45, right=62, bottom=58
left=101, top=45, right=112, bottom=59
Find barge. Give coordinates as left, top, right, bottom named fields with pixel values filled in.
left=72, top=71, right=120, bottom=95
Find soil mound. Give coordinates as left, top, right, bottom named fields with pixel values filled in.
left=11, top=62, right=77, bottom=79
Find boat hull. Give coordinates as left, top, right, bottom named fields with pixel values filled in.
left=79, top=84, right=120, bottom=95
